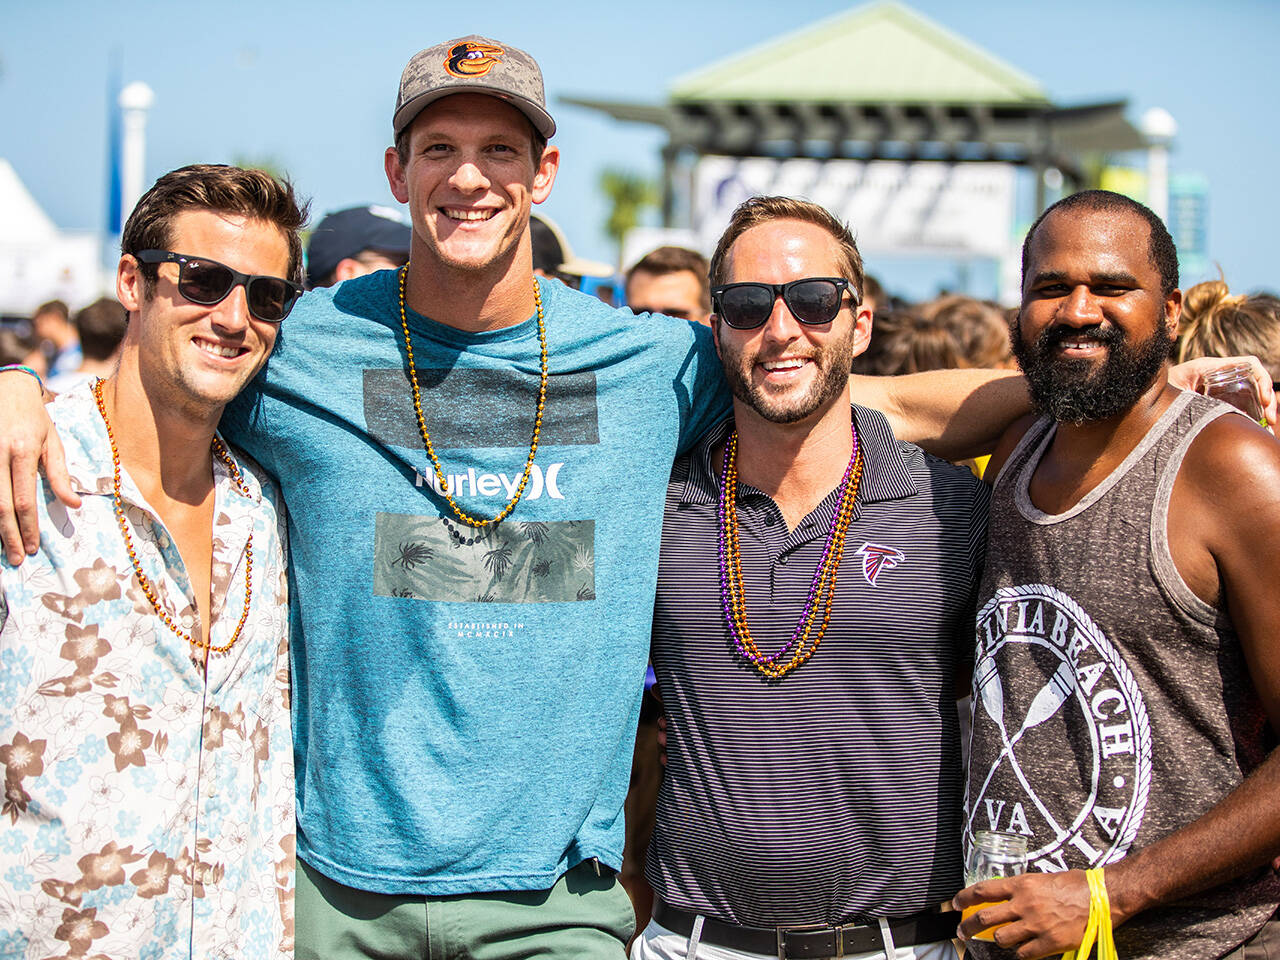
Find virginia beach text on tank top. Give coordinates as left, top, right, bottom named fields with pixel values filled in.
left=965, top=389, right=1279, bottom=960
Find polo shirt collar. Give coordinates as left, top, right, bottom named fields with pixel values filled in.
left=677, top=403, right=919, bottom=509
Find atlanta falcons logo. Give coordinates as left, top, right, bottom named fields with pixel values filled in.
left=856, top=542, right=906, bottom=585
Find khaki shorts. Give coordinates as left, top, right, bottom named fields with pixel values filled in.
left=296, top=857, right=635, bottom=960
left=1222, top=911, right=1280, bottom=960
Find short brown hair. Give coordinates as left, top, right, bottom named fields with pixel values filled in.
left=73, top=297, right=128, bottom=362
left=121, top=164, right=309, bottom=289
left=708, top=196, right=865, bottom=301
left=0, top=327, right=43, bottom=367
left=921, top=294, right=1012, bottom=369
left=1177, top=277, right=1280, bottom=381
left=34, top=299, right=69, bottom=323
left=851, top=308, right=967, bottom=376
left=625, top=246, right=711, bottom=313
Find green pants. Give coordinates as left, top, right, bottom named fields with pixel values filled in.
left=296, top=858, right=635, bottom=960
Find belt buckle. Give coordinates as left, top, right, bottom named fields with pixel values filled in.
left=775, top=922, right=841, bottom=960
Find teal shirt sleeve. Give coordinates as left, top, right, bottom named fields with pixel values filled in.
left=674, top=320, right=730, bottom=457
left=221, top=375, right=274, bottom=473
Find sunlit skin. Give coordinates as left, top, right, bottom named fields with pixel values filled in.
left=105, top=209, right=291, bottom=650
left=1013, top=208, right=1182, bottom=515
left=626, top=269, right=710, bottom=325
left=384, top=93, right=560, bottom=332
left=715, top=220, right=871, bottom=433
left=713, top=219, right=872, bottom=530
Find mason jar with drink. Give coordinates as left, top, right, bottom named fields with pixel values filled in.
left=1200, top=362, right=1268, bottom=427
left=963, top=830, right=1029, bottom=941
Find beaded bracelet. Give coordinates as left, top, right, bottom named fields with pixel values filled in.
left=0, top=364, right=44, bottom=390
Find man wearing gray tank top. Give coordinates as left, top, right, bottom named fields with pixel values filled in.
left=954, top=191, right=1280, bottom=960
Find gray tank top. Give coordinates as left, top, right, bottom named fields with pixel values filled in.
left=965, top=390, right=1279, bottom=959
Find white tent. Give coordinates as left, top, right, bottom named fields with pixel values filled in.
left=0, top=159, right=107, bottom=315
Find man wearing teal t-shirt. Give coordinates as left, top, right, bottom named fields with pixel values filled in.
left=241, top=36, right=729, bottom=958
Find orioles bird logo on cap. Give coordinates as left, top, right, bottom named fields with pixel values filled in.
left=445, top=41, right=505, bottom=78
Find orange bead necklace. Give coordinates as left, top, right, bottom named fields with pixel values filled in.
left=92, top=378, right=254, bottom=655
left=398, top=265, right=547, bottom=528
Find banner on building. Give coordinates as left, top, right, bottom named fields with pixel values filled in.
left=692, top=157, right=1017, bottom=260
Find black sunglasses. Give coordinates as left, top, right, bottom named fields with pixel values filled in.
left=135, top=250, right=303, bottom=323
left=711, top=277, right=858, bottom=330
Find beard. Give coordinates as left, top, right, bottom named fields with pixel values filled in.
left=1011, top=316, right=1174, bottom=425
left=720, top=328, right=857, bottom=424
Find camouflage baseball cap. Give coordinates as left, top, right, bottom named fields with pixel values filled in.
left=393, top=36, right=555, bottom=139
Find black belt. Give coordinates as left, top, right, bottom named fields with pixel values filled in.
left=653, top=899, right=957, bottom=959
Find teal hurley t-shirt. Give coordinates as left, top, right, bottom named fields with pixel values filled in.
left=224, top=270, right=728, bottom=896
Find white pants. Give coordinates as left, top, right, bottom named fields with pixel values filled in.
left=630, top=917, right=961, bottom=960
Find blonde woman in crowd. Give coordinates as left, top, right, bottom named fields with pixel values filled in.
left=1177, top=277, right=1280, bottom=381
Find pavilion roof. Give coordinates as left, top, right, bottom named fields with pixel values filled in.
left=667, top=1, right=1048, bottom=106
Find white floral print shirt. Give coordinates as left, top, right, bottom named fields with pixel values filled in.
left=0, top=385, right=293, bottom=959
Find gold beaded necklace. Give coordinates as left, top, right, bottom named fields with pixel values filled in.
left=397, top=265, right=548, bottom=527
left=92, top=378, right=254, bottom=655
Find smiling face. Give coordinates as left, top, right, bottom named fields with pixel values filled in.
left=714, top=219, right=872, bottom=426
left=384, top=93, right=559, bottom=280
left=1014, top=205, right=1181, bottom=424
left=117, top=209, right=289, bottom=421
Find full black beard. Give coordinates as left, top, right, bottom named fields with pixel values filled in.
left=1011, top=317, right=1174, bottom=425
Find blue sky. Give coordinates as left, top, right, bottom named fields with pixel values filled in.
left=4, top=0, right=1277, bottom=301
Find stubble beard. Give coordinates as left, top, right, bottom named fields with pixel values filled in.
left=1011, top=315, right=1175, bottom=425
left=721, top=332, right=857, bottom=424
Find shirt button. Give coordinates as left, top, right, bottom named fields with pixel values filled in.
left=778, top=554, right=789, bottom=565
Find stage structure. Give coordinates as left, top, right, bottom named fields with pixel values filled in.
left=565, top=1, right=1146, bottom=288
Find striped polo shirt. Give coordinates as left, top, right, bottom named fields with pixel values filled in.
left=646, top=404, right=990, bottom=926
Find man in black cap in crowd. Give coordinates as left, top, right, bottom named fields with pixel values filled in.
left=305, top=204, right=411, bottom=288
left=531, top=211, right=615, bottom=293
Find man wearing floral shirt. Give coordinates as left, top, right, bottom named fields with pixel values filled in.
left=0, top=164, right=305, bottom=959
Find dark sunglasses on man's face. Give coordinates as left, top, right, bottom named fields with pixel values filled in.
left=711, top=277, right=858, bottom=330
left=134, top=250, right=304, bottom=323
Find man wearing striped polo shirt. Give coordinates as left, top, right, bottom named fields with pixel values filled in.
left=637, top=197, right=990, bottom=960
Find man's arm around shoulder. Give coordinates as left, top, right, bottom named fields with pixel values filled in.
left=855, top=355, right=1277, bottom=468
left=0, top=371, right=77, bottom=565
left=850, top=369, right=1030, bottom=461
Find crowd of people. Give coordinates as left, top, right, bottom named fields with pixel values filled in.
left=0, top=31, right=1278, bottom=960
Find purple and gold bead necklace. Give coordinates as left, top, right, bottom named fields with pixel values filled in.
left=718, top=422, right=862, bottom=679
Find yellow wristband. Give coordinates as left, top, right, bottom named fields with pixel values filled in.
left=1062, top=868, right=1117, bottom=960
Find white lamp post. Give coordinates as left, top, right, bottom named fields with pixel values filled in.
left=119, top=81, right=155, bottom=225
left=1140, top=107, right=1177, bottom=222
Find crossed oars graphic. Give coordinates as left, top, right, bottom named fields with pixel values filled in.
left=968, top=653, right=1077, bottom=839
